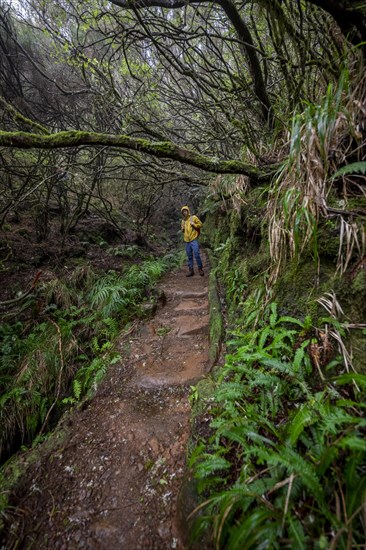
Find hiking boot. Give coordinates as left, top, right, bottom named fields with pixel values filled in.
left=186, top=269, right=194, bottom=277
left=199, top=268, right=204, bottom=277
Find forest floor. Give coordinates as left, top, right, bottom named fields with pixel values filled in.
left=1, top=255, right=211, bottom=550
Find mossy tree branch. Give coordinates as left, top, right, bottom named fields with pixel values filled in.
left=0, top=130, right=278, bottom=180
left=0, top=97, right=50, bottom=135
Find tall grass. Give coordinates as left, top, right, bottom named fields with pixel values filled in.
left=267, top=70, right=366, bottom=283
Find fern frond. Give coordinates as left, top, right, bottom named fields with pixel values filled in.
left=261, top=358, right=309, bottom=395
left=268, top=329, right=297, bottom=356
left=293, top=340, right=311, bottom=372
left=336, top=435, right=366, bottom=451
left=333, top=373, right=366, bottom=387
left=73, top=379, right=82, bottom=400
left=276, top=315, right=305, bottom=327
left=226, top=508, right=279, bottom=550
left=194, top=454, right=232, bottom=478
left=248, top=372, right=282, bottom=391
left=269, top=302, right=278, bottom=328
left=217, top=425, right=276, bottom=452
left=287, top=515, right=307, bottom=549
left=332, top=161, right=366, bottom=179
left=267, top=446, right=325, bottom=508
left=214, top=381, right=246, bottom=403
left=287, top=405, right=316, bottom=445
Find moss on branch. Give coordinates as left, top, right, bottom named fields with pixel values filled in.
left=0, top=98, right=50, bottom=135
left=0, top=130, right=277, bottom=180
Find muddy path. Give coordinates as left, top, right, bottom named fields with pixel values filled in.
left=2, top=255, right=211, bottom=550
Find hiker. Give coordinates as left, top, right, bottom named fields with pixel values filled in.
left=181, top=205, right=204, bottom=277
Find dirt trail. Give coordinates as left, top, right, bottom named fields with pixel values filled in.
left=2, top=255, right=211, bottom=550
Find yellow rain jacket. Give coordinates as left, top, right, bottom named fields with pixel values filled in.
left=181, top=206, right=203, bottom=242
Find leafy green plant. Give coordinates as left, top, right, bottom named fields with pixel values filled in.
left=108, top=244, right=143, bottom=258
left=189, top=302, right=366, bottom=549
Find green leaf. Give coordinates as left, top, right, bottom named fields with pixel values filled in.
left=333, top=373, right=366, bottom=387
left=269, top=302, right=278, bottom=328
left=276, top=316, right=305, bottom=327
left=332, top=161, right=366, bottom=179
left=287, top=405, right=315, bottom=445
left=194, top=455, right=232, bottom=478
left=73, top=379, right=82, bottom=400
left=337, top=435, right=366, bottom=451
left=227, top=508, right=278, bottom=550
left=288, top=516, right=307, bottom=549
left=267, top=446, right=325, bottom=507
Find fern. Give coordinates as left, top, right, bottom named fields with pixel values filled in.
left=258, top=325, right=271, bottom=349
left=332, top=161, right=366, bottom=179
left=184, top=294, right=365, bottom=547
left=226, top=508, right=279, bottom=550
left=214, top=381, right=246, bottom=403
left=269, top=302, right=278, bottom=328
left=194, top=454, right=232, bottom=478
left=293, top=339, right=311, bottom=372
left=332, top=373, right=366, bottom=387
left=287, top=516, right=307, bottom=549
left=248, top=371, right=282, bottom=389
left=73, top=379, right=82, bottom=400
left=287, top=404, right=316, bottom=445
left=190, top=299, right=366, bottom=547
left=337, top=435, right=366, bottom=451
left=276, top=315, right=305, bottom=327
left=269, top=446, right=326, bottom=508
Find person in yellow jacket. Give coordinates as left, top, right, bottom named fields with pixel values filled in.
left=181, top=205, right=204, bottom=277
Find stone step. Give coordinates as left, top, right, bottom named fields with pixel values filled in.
left=172, top=289, right=208, bottom=300
left=174, top=299, right=208, bottom=313
left=175, top=314, right=209, bottom=336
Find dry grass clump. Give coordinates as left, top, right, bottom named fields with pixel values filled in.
left=267, top=70, right=366, bottom=283
left=209, top=173, right=250, bottom=215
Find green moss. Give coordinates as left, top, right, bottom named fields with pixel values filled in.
left=336, top=268, right=366, bottom=321
left=0, top=131, right=272, bottom=178
left=207, top=251, right=223, bottom=365
left=246, top=249, right=270, bottom=278
left=274, top=261, right=334, bottom=318
left=317, top=219, right=340, bottom=261
left=351, top=269, right=366, bottom=294
left=348, top=197, right=366, bottom=210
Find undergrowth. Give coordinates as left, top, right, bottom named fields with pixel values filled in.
left=189, top=302, right=366, bottom=549
left=0, top=252, right=181, bottom=464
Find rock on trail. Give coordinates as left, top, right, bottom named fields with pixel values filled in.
left=2, top=256, right=211, bottom=550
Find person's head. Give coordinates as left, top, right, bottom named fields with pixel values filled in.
left=181, top=206, right=189, bottom=219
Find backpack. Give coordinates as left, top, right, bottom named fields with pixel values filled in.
left=190, top=216, right=201, bottom=237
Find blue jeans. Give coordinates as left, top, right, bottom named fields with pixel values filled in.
left=185, top=239, right=203, bottom=270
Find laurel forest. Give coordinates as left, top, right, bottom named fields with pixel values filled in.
left=0, top=0, right=365, bottom=548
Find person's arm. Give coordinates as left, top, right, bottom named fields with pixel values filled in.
left=191, top=216, right=203, bottom=228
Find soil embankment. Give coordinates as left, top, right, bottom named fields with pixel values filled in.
left=2, top=256, right=210, bottom=550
